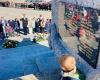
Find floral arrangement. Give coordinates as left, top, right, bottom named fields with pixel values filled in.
left=2, top=40, right=18, bottom=48
left=32, top=33, right=46, bottom=43
left=73, top=69, right=86, bottom=80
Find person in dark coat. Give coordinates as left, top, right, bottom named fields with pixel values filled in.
left=0, top=17, right=7, bottom=39
left=38, top=15, right=44, bottom=33
left=20, top=14, right=28, bottom=35
left=14, top=18, right=20, bottom=36
left=35, top=18, right=40, bottom=33
left=0, top=22, right=3, bottom=40
left=8, top=18, right=15, bottom=30
left=0, top=22, right=3, bottom=33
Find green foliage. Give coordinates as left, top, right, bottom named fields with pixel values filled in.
left=2, top=40, right=18, bottom=48
left=67, top=69, right=86, bottom=80
left=76, top=69, right=86, bottom=80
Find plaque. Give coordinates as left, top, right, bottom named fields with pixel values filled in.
left=64, top=3, right=100, bottom=68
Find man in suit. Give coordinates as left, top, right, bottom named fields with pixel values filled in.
left=0, top=17, right=7, bottom=39
left=20, top=14, right=28, bottom=35
left=0, top=22, right=3, bottom=40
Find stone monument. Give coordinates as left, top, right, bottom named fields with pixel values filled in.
left=50, top=0, right=100, bottom=80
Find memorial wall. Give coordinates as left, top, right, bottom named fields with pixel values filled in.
left=64, top=3, right=100, bottom=68
left=51, top=0, right=100, bottom=79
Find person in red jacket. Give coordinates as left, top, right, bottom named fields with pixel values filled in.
left=79, top=26, right=85, bottom=37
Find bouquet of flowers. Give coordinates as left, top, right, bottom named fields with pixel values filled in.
left=32, top=33, right=46, bottom=43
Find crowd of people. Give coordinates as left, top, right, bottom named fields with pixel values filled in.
left=0, top=1, right=51, bottom=11
left=0, top=14, right=51, bottom=40
left=28, top=3, right=51, bottom=10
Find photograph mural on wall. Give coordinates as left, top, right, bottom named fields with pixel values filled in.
left=64, top=3, right=100, bottom=68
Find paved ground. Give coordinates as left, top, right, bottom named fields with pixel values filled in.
left=0, top=7, right=51, bottom=20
